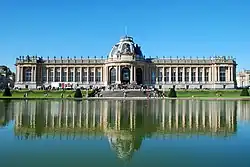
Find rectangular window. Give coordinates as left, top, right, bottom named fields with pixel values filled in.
left=185, top=71, right=189, bottom=82
left=191, top=68, right=196, bottom=82
left=152, top=72, right=156, bottom=84
left=171, top=71, right=176, bottom=82
left=25, top=68, right=32, bottom=82
left=42, top=67, right=47, bottom=82
left=205, top=68, right=209, bottom=82
left=165, top=72, right=169, bottom=82
left=75, top=71, right=80, bottom=82
left=220, top=67, right=226, bottom=82
left=158, top=71, right=162, bottom=82
left=68, top=70, right=74, bottom=82
left=178, top=71, right=182, bottom=82
left=62, top=69, right=67, bottom=82
left=55, top=70, right=60, bottom=82
left=83, top=71, right=87, bottom=82
left=48, top=69, right=53, bottom=82
left=90, top=72, right=94, bottom=82
left=198, top=69, right=202, bottom=82
left=96, top=71, right=101, bottom=82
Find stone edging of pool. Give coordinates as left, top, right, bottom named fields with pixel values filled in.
left=1, top=97, right=250, bottom=100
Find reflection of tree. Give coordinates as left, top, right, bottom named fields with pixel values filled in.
left=0, top=100, right=11, bottom=126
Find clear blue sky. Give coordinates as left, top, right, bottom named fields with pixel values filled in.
left=0, top=0, right=249, bottom=72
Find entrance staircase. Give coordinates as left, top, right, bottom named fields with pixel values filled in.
left=100, top=90, right=148, bottom=97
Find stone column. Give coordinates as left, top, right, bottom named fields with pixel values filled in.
left=86, top=67, right=89, bottom=83
left=80, top=67, right=82, bottom=82
left=34, top=66, right=36, bottom=82
left=106, top=66, right=109, bottom=84
left=176, top=67, right=178, bottom=82
left=16, top=66, right=19, bottom=82
left=230, top=66, right=233, bottom=82
left=73, top=67, right=76, bottom=82
left=182, top=67, right=185, bottom=82
left=60, top=67, right=62, bottom=82
left=117, top=66, right=120, bottom=83
left=66, top=67, right=69, bottom=82
left=115, top=66, right=118, bottom=83
left=130, top=65, right=133, bottom=83
left=209, top=67, right=212, bottom=82
left=226, top=66, right=229, bottom=82
left=46, top=67, right=49, bottom=82
left=213, top=66, right=216, bottom=82
left=189, top=67, right=191, bottom=82
left=100, top=67, right=103, bottom=82
left=134, top=66, right=136, bottom=82
left=196, top=67, right=198, bottom=82
left=31, top=67, right=33, bottom=82
left=202, top=67, right=205, bottom=82
left=162, top=67, right=165, bottom=83
left=155, top=67, right=158, bottom=84
left=94, top=67, right=97, bottom=83
left=169, top=67, right=172, bottom=82
left=217, top=66, right=220, bottom=82
left=53, top=67, right=56, bottom=82
left=20, top=67, right=23, bottom=82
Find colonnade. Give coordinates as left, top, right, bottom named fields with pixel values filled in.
left=155, top=65, right=234, bottom=83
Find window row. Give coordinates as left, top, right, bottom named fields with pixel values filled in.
left=42, top=70, right=102, bottom=82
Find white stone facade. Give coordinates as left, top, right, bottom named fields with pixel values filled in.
left=236, top=70, right=250, bottom=88
left=14, top=36, right=237, bottom=89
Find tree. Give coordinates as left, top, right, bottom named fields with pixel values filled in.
left=240, top=87, right=249, bottom=96
left=168, top=88, right=177, bottom=97
left=74, top=88, right=82, bottom=98
left=2, top=86, right=12, bottom=97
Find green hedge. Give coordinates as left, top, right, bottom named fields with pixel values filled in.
left=240, top=88, right=249, bottom=96
left=168, top=88, right=177, bottom=97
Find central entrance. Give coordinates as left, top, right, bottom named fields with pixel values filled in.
left=121, top=67, right=130, bottom=84
left=136, top=68, right=143, bottom=85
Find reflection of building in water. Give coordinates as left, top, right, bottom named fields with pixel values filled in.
left=237, top=101, right=250, bottom=121
left=14, top=100, right=237, bottom=160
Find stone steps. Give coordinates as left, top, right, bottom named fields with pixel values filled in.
left=101, top=90, right=148, bottom=97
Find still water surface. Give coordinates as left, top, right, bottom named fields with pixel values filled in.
left=0, top=99, right=250, bottom=167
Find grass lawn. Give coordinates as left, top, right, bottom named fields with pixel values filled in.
left=164, top=89, right=246, bottom=98
left=0, top=89, right=248, bottom=98
left=0, top=89, right=91, bottom=98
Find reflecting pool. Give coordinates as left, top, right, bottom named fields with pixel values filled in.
left=0, top=99, right=250, bottom=167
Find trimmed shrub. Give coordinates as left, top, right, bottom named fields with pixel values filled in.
left=168, top=88, right=177, bottom=98
left=2, top=87, right=12, bottom=97
left=74, top=89, right=82, bottom=98
left=240, top=88, right=249, bottom=96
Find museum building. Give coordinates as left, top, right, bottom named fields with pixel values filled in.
left=14, top=36, right=237, bottom=89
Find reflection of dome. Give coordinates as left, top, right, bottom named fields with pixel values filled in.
left=108, top=36, right=143, bottom=60
left=107, top=131, right=134, bottom=161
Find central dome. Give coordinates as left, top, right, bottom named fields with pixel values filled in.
left=108, top=36, right=144, bottom=60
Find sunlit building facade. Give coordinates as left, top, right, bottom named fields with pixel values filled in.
left=15, top=36, right=237, bottom=89
left=236, top=70, right=250, bottom=88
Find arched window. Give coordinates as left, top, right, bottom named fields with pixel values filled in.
left=25, top=68, right=32, bottom=82
left=110, top=68, right=116, bottom=84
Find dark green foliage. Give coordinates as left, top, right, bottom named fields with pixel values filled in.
left=240, top=88, right=249, bottom=96
left=74, top=89, right=82, bottom=98
left=2, top=87, right=12, bottom=96
left=88, top=88, right=99, bottom=97
left=168, top=88, right=177, bottom=97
